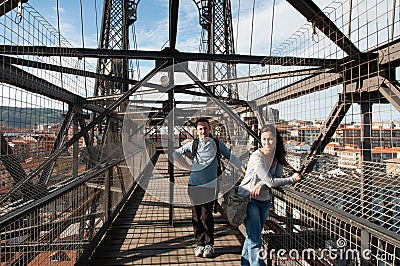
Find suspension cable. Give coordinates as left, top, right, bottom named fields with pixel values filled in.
left=235, top=0, right=241, bottom=52
left=249, top=0, right=256, bottom=56
left=79, top=0, right=85, bottom=48
left=391, top=0, right=397, bottom=41
left=268, top=0, right=276, bottom=61
left=131, top=25, right=141, bottom=80
left=267, top=0, right=276, bottom=93
left=348, top=0, right=353, bottom=37
left=247, top=0, right=256, bottom=99
left=55, top=0, right=64, bottom=90
left=79, top=0, right=87, bottom=97
left=94, top=0, right=99, bottom=44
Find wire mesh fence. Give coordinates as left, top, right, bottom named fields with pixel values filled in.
left=244, top=0, right=400, bottom=265
left=0, top=0, right=399, bottom=265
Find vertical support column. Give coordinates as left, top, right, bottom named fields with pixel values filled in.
left=168, top=73, right=175, bottom=227
left=286, top=205, right=294, bottom=233
left=194, top=0, right=237, bottom=98
left=73, top=111, right=79, bottom=179
left=105, top=167, right=113, bottom=219
left=360, top=229, right=370, bottom=266
left=360, top=101, right=372, bottom=219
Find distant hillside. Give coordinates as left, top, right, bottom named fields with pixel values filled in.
left=0, top=106, right=64, bottom=128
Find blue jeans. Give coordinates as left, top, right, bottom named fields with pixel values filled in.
left=241, top=199, right=271, bottom=266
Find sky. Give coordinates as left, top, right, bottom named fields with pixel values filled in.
left=9, top=0, right=400, bottom=122
left=27, top=0, right=332, bottom=88
left=28, top=0, right=329, bottom=54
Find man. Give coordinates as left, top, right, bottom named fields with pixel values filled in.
left=172, top=117, right=245, bottom=258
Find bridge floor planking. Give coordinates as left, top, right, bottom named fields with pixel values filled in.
left=88, top=154, right=244, bottom=265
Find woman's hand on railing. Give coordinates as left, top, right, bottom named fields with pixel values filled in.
left=293, top=172, right=301, bottom=182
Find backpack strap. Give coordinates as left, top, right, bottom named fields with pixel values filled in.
left=214, top=138, right=220, bottom=158
left=192, top=137, right=223, bottom=163
left=213, top=138, right=222, bottom=213
left=191, top=138, right=200, bottom=163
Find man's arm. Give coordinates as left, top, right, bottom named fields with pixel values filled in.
left=172, top=141, right=193, bottom=171
left=174, top=156, right=192, bottom=171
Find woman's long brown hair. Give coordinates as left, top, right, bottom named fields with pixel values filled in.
left=260, top=124, right=289, bottom=167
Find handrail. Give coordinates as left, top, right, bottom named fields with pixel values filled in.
left=273, top=186, right=400, bottom=245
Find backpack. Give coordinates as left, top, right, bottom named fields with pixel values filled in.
left=188, top=138, right=224, bottom=213
left=187, top=138, right=224, bottom=177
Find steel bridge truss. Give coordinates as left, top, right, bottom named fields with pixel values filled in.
left=0, top=0, right=399, bottom=265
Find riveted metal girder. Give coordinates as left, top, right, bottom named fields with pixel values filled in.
left=0, top=45, right=338, bottom=67
left=287, top=0, right=360, bottom=56
left=169, top=0, right=179, bottom=50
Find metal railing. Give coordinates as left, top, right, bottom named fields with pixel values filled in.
left=0, top=142, right=156, bottom=265
left=264, top=183, right=400, bottom=265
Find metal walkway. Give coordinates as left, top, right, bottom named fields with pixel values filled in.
left=1, top=1, right=400, bottom=265
left=87, top=153, right=244, bottom=265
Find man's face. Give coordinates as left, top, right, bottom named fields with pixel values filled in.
left=196, top=122, right=210, bottom=139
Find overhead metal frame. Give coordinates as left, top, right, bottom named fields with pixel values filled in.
left=0, top=45, right=338, bottom=67
left=0, top=61, right=168, bottom=207
left=286, top=0, right=360, bottom=56
left=0, top=0, right=399, bottom=174
left=0, top=60, right=104, bottom=113
left=0, top=1, right=399, bottom=265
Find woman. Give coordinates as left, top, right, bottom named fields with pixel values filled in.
left=238, top=125, right=301, bottom=265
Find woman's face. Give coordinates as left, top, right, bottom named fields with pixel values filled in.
left=261, top=131, right=276, bottom=154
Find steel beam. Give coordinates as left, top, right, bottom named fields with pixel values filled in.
left=256, top=72, right=342, bottom=106
left=0, top=62, right=104, bottom=113
left=301, top=94, right=351, bottom=174
left=0, top=55, right=138, bottom=86
left=169, top=0, right=179, bottom=50
left=3, top=54, right=334, bottom=87
left=0, top=45, right=338, bottom=66
left=373, top=37, right=400, bottom=65
left=287, top=0, right=360, bottom=56
left=253, top=37, right=400, bottom=107
left=178, top=64, right=260, bottom=143
left=381, top=78, right=400, bottom=112
left=206, top=67, right=331, bottom=86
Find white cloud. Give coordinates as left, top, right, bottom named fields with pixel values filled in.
left=52, top=6, right=65, bottom=13
left=176, top=0, right=202, bottom=52
left=233, top=1, right=307, bottom=55
left=135, top=19, right=169, bottom=50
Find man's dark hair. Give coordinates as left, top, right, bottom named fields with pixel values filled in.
left=195, top=117, right=210, bottom=127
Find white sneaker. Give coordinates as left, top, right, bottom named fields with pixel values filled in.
left=194, top=246, right=204, bottom=257
left=203, top=245, right=214, bottom=258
